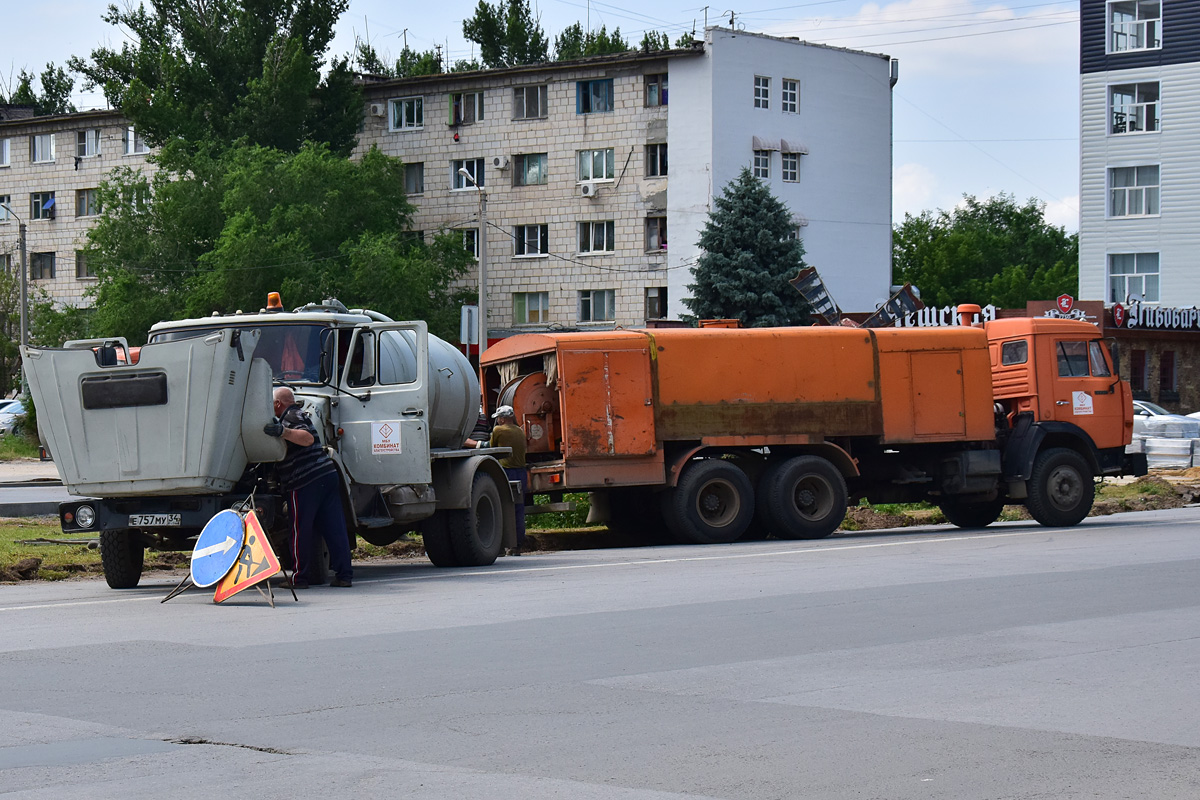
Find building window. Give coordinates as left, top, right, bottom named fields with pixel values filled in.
left=513, top=153, right=548, bottom=186
left=31, top=133, right=54, bottom=163
left=462, top=228, right=479, bottom=259
left=1159, top=350, right=1177, bottom=394
left=577, top=79, right=614, bottom=114
left=646, top=143, right=667, bottom=177
left=1110, top=83, right=1159, bottom=134
left=124, top=127, right=149, bottom=155
left=781, top=79, right=799, bottom=114
left=76, top=251, right=96, bottom=279
left=781, top=153, right=799, bottom=182
left=513, top=85, right=548, bottom=119
left=754, top=76, right=770, bottom=109
left=514, top=291, right=550, bottom=323
left=449, top=91, right=484, bottom=125
left=645, top=216, right=667, bottom=251
left=645, top=287, right=667, bottom=319
left=0, top=138, right=9, bottom=167
left=30, top=191, right=55, bottom=220
left=579, top=289, right=615, bottom=322
left=30, top=252, right=55, bottom=280
left=645, top=74, right=667, bottom=107
left=753, top=150, right=770, bottom=179
left=1109, top=165, right=1159, bottom=217
left=578, top=148, right=615, bottom=182
left=0, top=195, right=10, bottom=222
left=1108, top=252, right=1159, bottom=302
left=578, top=221, right=615, bottom=254
left=404, top=162, right=424, bottom=195
left=514, top=224, right=549, bottom=256
left=0, top=254, right=9, bottom=271
left=1129, top=349, right=1148, bottom=393
left=76, top=129, right=101, bottom=157
left=76, top=188, right=101, bottom=217
left=452, top=158, right=485, bottom=189
left=1108, top=0, right=1161, bottom=52
left=390, top=96, right=424, bottom=131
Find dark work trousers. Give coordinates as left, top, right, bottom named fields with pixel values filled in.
left=289, top=471, right=353, bottom=583
left=504, top=467, right=528, bottom=546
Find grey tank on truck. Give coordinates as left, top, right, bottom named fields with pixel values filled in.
left=21, top=296, right=519, bottom=589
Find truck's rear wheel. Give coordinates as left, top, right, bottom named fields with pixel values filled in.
left=764, top=456, right=847, bottom=540
left=100, top=530, right=144, bottom=589
left=665, top=459, right=754, bottom=545
left=1027, top=447, right=1093, bottom=527
left=420, top=513, right=460, bottom=567
left=447, top=473, right=504, bottom=565
left=939, top=498, right=1005, bottom=529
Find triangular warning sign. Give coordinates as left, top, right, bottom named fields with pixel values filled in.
left=213, top=510, right=281, bottom=603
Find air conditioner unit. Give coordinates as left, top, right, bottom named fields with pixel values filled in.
left=579, top=182, right=598, bottom=198
left=368, top=103, right=386, bottom=118
left=492, top=155, right=510, bottom=170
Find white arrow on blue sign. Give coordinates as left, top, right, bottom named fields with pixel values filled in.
left=190, top=509, right=246, bottom=588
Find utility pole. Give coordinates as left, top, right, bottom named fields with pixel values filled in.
left=457, top=168, right=488, bottom=358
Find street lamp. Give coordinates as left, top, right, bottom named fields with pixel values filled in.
left=457, top=166, right=488, bottom=358
left=0, top=201, right=28, bottom=385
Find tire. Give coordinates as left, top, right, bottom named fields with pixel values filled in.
left=447, top=472, right=504, bottom=565
left=765, top=456, right=847, bottom=540
left=1027, top=447, right=1094, bottom=527
left=100, top=530, right=144, bottom=589
left=420, top=513, right=460, bottom=567
left=664, top=459, right=754, bottom=545
left=939, top=498, right=1005, bottom=529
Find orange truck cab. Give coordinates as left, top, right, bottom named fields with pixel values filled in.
left=481, top=313, right=1145, bottom=545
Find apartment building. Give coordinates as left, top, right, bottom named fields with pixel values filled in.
left=1079, top=0, right=1200, bottom=408
left=0, top=108, right=155, bottom=305
left=357, top=27, right=896, bottom=339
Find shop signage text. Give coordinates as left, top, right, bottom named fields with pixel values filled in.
left=1114, top=301, right=1200, bottom=331
left=897, top=304, right=997, bottom=327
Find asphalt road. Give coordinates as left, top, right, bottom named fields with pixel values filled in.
left=2, top=508, right=1200, bottom=799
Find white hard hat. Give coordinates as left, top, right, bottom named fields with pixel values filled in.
left=492, top=405, right=515, bottom=419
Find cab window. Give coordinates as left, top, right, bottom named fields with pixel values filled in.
left=1088, top=341, right=1112, bottom=377
left=379, top=331, right=418, bottom=385
left=1001, top=340, right=1028, bottom=366
left=1056, top=341, right=1090, bottom=377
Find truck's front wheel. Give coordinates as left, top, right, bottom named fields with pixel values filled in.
left=763, top=456, right=847, bottom=540
left=1027, top=447, right=1094, bottom=527
left=664, top=459, right=754, bottom=545
left=100, top=530, right=144, bottom=589
left=420, top=513, right=460, bottom=567
left=447, top=473, right=505, bottom=565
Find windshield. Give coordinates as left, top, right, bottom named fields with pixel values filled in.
left=1138, top=401, right=1170, bottom=415
left=150, top=323, right=328, bottom=383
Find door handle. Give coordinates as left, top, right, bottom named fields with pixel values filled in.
left=1056, top=400, right=1069, bottom=405
left=401, top=408, right=424, bottom=417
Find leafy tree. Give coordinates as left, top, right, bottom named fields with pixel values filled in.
left=675, top=32, right=698, bottom=48
left=69, top=0, right=360, bottom=156
left=462, top=0, right=549, bottom=68
left=638, top=31, right=671, bottom=51
left=554, top=23, right=630, bottom=60
left=685, top=168, right=810, bottom=327
left=353, top=40, right=444, bottom=78
left=85, top=143, right=475, bottom=343
left=892, top=194, right=1079, bottom=308
left=1, top=64, right=76, bottom=115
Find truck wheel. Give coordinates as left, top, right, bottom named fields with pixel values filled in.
left=939, top=498, right=1005, bottom=529
left=448, top=473, right=504, bottom=566
left=99, top=530, right=145, bottom=589
left=420, top=513, right=460, bottom=567
left=765, top=456, right=847, bottom=540
left=1027, top=447, right=1094, bottom=527
left=666, top=459, right=754, bottom=545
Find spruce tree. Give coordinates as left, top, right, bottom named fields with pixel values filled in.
left=685, top=168, right=809, bottom=327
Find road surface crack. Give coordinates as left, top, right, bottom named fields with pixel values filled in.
left=168, top=737, right=292, bottom=755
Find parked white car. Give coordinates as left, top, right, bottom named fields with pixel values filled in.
left=0, top=398, right=26, bottom=437
left=1133, top=400, right=1200, bottom=439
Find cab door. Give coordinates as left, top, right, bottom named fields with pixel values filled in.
left=1047, top=336, right=1126, bottom=449
left=335, top=321, right=431, bottom=486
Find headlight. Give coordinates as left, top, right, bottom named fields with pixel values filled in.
left=75, top=505, right=96, bottom=529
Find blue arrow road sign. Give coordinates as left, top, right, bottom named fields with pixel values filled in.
left=190, top=510, right=246, bottom=588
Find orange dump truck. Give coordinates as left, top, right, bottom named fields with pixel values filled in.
left=479, top=310, right=1147, bottom=543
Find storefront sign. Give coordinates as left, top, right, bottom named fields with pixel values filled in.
left=1114, top=301, right=1200, bottom=331
left=1042, top=294, right=1099, bottom=324
left=897, top=304, right=997, bottom=327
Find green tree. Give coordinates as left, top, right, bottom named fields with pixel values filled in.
left=69, top=0, right=360, bottom=156
left=353, top=40, right=444, bottom=78
left=462, top=0, right=549, bottom=68
left=685, top=168, right=809, bottom=327
left=1, top=64, right=76, bottom=115
left=675, top=31, right=697, bottom=48
left=554, top=23, right=630, bottom=60
left=638, top=31, right=671, bottom=51
left=892, top=194, right=1079, bottom=308
left=85, top=144, right=475, bottom=343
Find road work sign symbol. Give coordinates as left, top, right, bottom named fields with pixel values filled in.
left=190, top=509, right=246, bottom=588
left=213, top=510, right=281, bottom=603
left=372, top=420, right=402, bottom=455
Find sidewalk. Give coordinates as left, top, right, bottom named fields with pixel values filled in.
left=0, top=459, right=61, bottom=483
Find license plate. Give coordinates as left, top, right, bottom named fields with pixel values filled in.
left=128, top=513, right=182, bottom=527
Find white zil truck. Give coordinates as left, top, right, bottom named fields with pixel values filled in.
left=22, top=296, right=518, bottom=588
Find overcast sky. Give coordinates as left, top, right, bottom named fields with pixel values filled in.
left=3, top=0, right=1081, bottom=230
